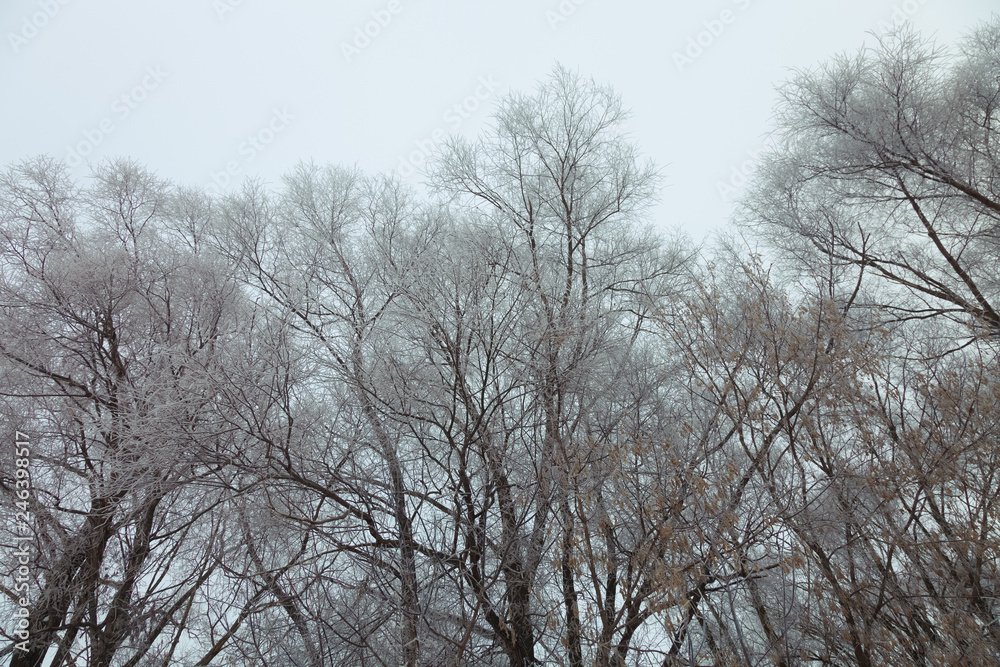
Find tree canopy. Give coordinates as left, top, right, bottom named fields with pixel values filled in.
left=2, top=27, right=1000, bottom=666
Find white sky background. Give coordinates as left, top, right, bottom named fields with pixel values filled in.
left=1, top=0, right=997, bottom=243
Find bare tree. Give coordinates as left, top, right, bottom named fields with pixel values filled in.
left=0, top=158, right=245, bottom=666
left=743, top=20, right=1000, bottom=340
left=427, top=64, right=691, bottom=665
left=8, top=37, right=997, bottom=665
left=213, top=164, right=436, bottom=666
left=739, top=17, right=1000, bottom=664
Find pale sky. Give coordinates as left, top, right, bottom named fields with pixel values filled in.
left=2, top=0, right=996, bottom=242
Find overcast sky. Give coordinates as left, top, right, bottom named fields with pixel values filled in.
left=2, top=0, right=996, bottom=242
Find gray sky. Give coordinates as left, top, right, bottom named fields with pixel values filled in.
left=2, top=0, right=996, bottom=242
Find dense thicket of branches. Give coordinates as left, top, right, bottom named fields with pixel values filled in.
left=1, top=24, right=998, bottom=666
